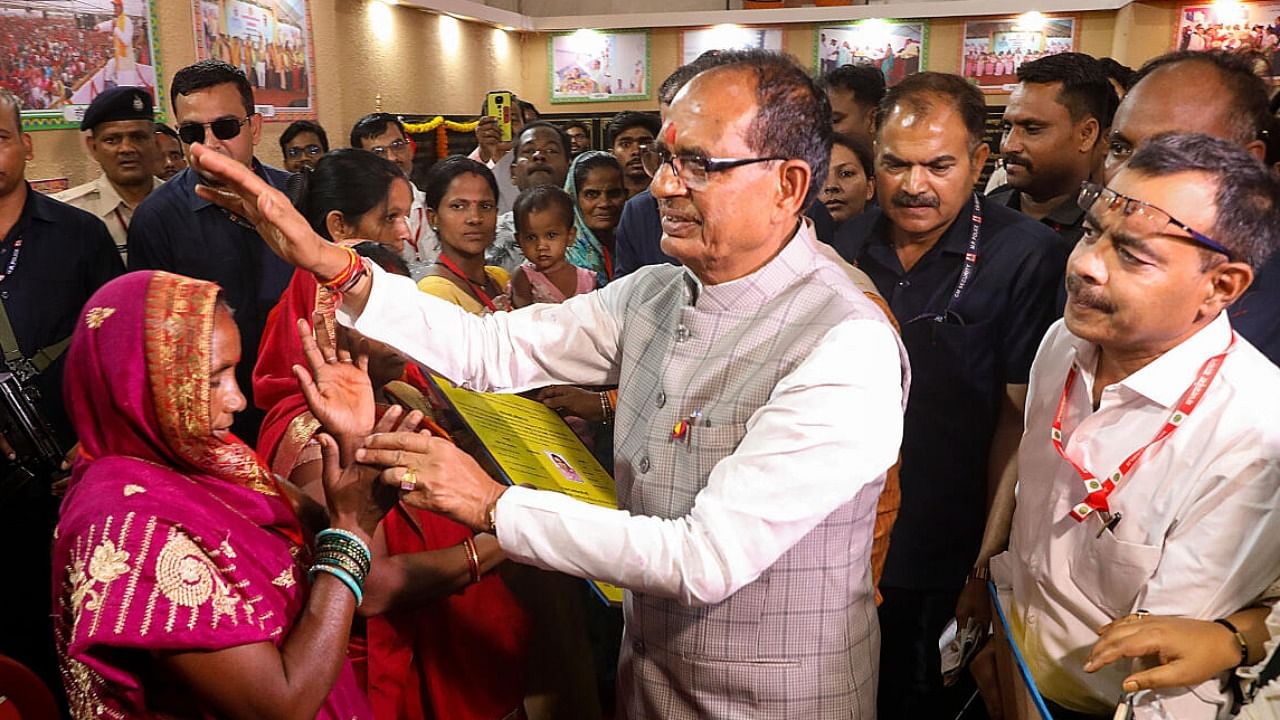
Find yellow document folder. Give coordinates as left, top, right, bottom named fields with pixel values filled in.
left=428, top=374, right=624, bottom=606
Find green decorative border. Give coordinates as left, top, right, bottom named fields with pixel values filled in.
left=22, top=0, right=167, bottom=132
left=813, top=19, right=931, bottom=81
left=548, top=29, right=651, bottom=104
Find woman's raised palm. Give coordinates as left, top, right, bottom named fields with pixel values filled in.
left=293, top=317, right=375, bottom=442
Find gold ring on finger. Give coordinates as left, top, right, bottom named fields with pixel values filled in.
left=400, top=468, right=417, bottom=492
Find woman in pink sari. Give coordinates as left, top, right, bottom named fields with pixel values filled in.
left=53, top=270, right=391, bottom=719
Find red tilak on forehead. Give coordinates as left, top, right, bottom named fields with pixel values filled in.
left=664, top=123, right=677, bottom=146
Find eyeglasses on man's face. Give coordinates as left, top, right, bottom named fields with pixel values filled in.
left=177, top=115, right=253, bottom=145
left=640, top=144, right=785, bottom=191
left=368, top=138, right=411, bottom=158
left=1076, top=181, right=1232, bottom=259
left=284, top=144, right=324, bottom=160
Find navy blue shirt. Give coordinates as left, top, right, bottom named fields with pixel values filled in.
left=0, top=185, right=123, bottom=445
left=613, top=189, right=677, bottom=277
left=1231, top=252, right=1280, bottom=365
left=0, top=185, right=119, bottom=702
left=127, top=162, right=293, bottom=441
left=833, top=195, right=1067, bottom=590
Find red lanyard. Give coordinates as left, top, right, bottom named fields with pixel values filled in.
left=408, top=207, right=424, bottom=252
left=1052, top=333, right=1235, bottom=522
left=600, top=243, right=613, bottom=281
left=436, top=253, right=498, bottom=312
left=112, top=206, right=129, bottom=235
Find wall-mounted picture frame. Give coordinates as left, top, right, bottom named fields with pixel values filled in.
left=815, top=20, right=928, bottom=86
left=1174, top=2, right=1280, bottom=80
left=680, top=26, right=784, bottom=66
left=193, top=0, right=318, bottom=121
left=962, top=15, right=1079, bottom=93
left=5, top=0, right=165, bottom=131
left=549, top=30, right=650, bottom=104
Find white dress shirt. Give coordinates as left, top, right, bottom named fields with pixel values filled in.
left=992, top=313, right=1280, bottom=718
left=339, top=228, right=905, bottom=606
left=467, top=145, right=517, bottom=215
left=402, top=182, right=439, bottom=281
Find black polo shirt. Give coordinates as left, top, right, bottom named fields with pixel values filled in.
left=987, top=184, right=1087, bottom=252
left=832, top=195, right=1066, bottom=590
left=127, top=162, right=293, bottom=441
left=0, top=185, right=123, bottom=444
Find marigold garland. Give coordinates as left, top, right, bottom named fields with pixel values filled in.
left=402, top=116, right=480, bottom=134
left=401, top=116, right=482, bottom=159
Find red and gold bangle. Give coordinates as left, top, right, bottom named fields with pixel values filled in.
left=318, top=246, right=360, bottom=290
left=462, top=536, right=481, bottom=584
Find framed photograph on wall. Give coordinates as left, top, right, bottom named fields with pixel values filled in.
left=549, top=30, right=650, bottom=103
left=961, top=15, right=1079, bottom=93
left=193, top=0, right=318, bottom=121
left=1174, top=3, right=1280, bottom=80
left=680, top=26, right=784, bottom=65
left=4, top=0, right=165, bottom=131
left=815, top=20, right=928, bottom=86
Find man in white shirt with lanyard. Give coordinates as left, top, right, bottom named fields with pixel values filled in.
left=191, top=50, right=909, bottom=719
left=350, top=113, right=439, bottom=280
left=988, top=132, right=1280, bottom=719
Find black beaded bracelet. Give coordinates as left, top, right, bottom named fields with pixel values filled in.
left=1214, top=618, right=1249, bottom=668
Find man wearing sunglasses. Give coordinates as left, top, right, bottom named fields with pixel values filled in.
left=127, top=59, right=292, bottom=443
left=983, top=133, right=1280, bottom=719
left=831, top=72, right=1067, bottom=719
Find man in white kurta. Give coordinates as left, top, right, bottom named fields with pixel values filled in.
left=192, top=51, right=909, bottom=719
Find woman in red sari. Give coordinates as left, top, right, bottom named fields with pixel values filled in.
left=53, top=270, right=391, bottom=719
left=256, top=171, right=532, bottom=720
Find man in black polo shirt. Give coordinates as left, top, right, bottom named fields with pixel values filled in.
left=989, top=53, right=1116, bottom=254
left=128, top=60, right=291, bottom=441
left=0, top=89, right=122, bottom=698
left=832, top=72, right=1066, bottom=718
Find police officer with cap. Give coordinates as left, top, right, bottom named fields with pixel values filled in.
left=54, top=86, right=162, bottom=260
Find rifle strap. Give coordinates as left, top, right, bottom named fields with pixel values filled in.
left=0, top=298, right=69, bottom=376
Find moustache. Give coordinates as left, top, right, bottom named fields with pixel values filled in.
left=891, top=191, right=940, bottom=209
left=1004, top=155, right=1032, bottom=170
left=1064, top=274, right=1116, bottom=313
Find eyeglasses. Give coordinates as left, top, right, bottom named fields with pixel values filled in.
left=177, top=115, right=253, bottom=145
left=1076, top=181, right=1232, bottom=258
left=368, top=139, right=411, bottom=158
left=640, top=145, right=786, bottom=190
left=284, top=144, right=324, bottom=159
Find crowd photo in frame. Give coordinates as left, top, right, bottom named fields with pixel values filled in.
left=962, top=15, right=1079, bottom=92
left=194, top=0, right=318, bottom=120
left=2, top=0, right=163, bottom=131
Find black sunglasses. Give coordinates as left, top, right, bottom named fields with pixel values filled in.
left=177, top=115, right=253, bottom=145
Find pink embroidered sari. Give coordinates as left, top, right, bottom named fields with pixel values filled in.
left=52, top=271, right=370, bottom=719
